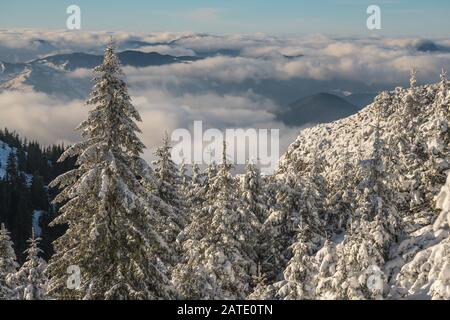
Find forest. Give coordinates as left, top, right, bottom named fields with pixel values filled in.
left=0, top=42, right=449, bottom=300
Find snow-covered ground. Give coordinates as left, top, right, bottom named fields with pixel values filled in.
left=274, top=77, right=450, bottom=299
left=0, top=140, right=14, bottom=179
left=32, top=210, right=44, bottom=237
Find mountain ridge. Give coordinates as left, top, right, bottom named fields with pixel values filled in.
left=277, top=92, right=360, bottom=127
left=0, top=50, right=202, bottom=98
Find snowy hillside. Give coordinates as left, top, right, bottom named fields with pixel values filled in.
left=0, top=140, right=14, bottom=179
left=271, top=71, right=450, bottom=299
left=278, top=74, right=449, bottom=229
left=2, top=40, right=449, bottom=300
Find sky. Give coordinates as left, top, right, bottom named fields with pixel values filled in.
left=0, top=0, right=449, bottom=36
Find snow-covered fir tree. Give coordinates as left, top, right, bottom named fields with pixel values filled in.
left=273, top=224, right=320, bottom=300
left=185, top=163, right=205, bottom=210
left=326, top=147, right=357, bottom=232
left=178, top=159, right=191, bottom=216
left=419, top=68, right=450, bottom=218
left=241, top=162, right=267, bottom=225
left=0, top=224, right=19, bottom=300
left=392, top=170, right=450, bottom=300
left=259, top=174, right=301, bottom=283
left=240, top=161, right=268, bottom=291
left=46, top=39, right=177, bottom=300
left=329, top=117, right=402, bottom=299
left=268, top=151, right=326, bottom=300
left=13, top=232, right=47, bottom=300
left=173, top=141, right=258, bottom=299
left=261, top=148, right=326, bottom=284
left=314, top=239, right=339, bottom=299
left=153, top=133, right=188, bottom=248
left=393, top=69, right=439, bottom=229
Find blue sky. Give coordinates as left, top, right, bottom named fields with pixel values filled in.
left=0, top=0, right=449, bottom=36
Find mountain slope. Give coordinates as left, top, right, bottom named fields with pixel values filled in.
left=278, top=92, right=360, bottom=126
left=275, top=76, right=450, bottom=299
left=36, top=50, right=201, bottom=71
left=0, top=50, right=201, bottom=98
left=0, top=61, right=27, bottom=82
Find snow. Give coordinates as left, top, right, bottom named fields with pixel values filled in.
left=32, top=210, right=44, bottom=237
left=3, top=42, right=450, bottom=300
left=271, top=75, right=450, bottom=300
left=0, top=140, right=14, bottom=179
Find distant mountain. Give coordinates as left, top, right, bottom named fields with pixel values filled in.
left=0, top=63, right=91, bottom=98
left=414, top=40, right=448, bottom=53
left=0, top=61, right=27, bottom=81
left=277, top=93, right=360, bottom=127
left=0, top=38, right=58, bottom=63
left=121, top=34, right=204, bottom=50
left=36, top=50, right=201, bottom=71
left=0, top=50, right=202, bottom=98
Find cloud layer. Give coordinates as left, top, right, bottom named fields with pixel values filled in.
left=1, top=30, right=450, bottom=171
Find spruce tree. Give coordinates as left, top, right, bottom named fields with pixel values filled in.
left=314, top=239, right=338, bottom=299
left=260, top=174, right=301, bottom=283
left=178, top=159, right=191, bottom=220
left=273, top=153, right=325, bottom=300
left=241, top=162, right=267, bottom=290
left=261, top=151, right=325, bottom=284
left=394, top=172, right=450, bottom=300
left=333, top=120, right=401, bottom=300
left=274, top=224, right=319, bottom=300
left=173, top=141, right=258, bottom=299
left=47, top=39, right=176, bottom=300
left=0, top=224, right=18, bottom=300
left=241, top=162, right=267, bottom=225
left=421, top=68, right=450, bottom=211
left=152, top=133, right=187, bottom=246
left=186, top=163, right=205, bottom=210
left=13, top=232, right=47, bottom=300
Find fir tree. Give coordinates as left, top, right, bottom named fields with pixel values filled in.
left=186, top=163, right=205, bottom=210
left=178, top=158, right=191, bottom=220
left=333, top=120, right=401, bottom=300
left=274, top=224, right=319, bottom=300
left=260, top=175, right=301, bottom=283
left=173, top=141, right=258, bottom=299
left=46, top=39, right=176, bottom=300
left=13, top=231, right=47, bottom=300
left=241, top=162, right=267, bottom=224
left=0, top=224, right=19, bottom=300
left=261, top=150, right=325, bottom=284
left=272, top=151, right=326, bottom=300
left=240, top=162, right=267, bottom=290
left=152, top=133, right=187, bottom=246
left=393, top=172, right=450, bottom=300
left=314, top=239, right=338, bottom=299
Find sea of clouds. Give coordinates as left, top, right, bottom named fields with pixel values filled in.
left=0, top=30, right=449, bottom=168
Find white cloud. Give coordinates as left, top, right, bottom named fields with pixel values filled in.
left=67, top=68, right=93, bottom=79
left=0, top=88, right=295, bottom=171
left=3, top=30, right=448, bottom=86
left=2, top=30, right=450, bottom=172
left=137, top=45, right=195, bottom=57
left=0, top=91, right=86, bottom=145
